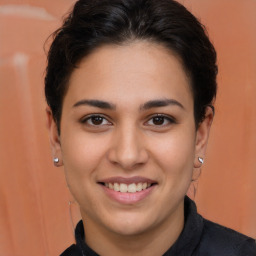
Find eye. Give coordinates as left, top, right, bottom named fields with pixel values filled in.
left=81, top=115, right=112, bottom=126
left=146, top=114, right=175, bottom=126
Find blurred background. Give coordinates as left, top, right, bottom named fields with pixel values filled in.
left=0, top=0, right=255, bottom=255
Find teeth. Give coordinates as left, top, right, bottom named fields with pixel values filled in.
left=114, top=183, right=119, bottom=191
left=104, top=182, right=153, bottom=193
left=137, top=183, right=142, bottom=191
left=128, top=183, right=136, bottom=193
left=120, top=183, right=128, bottom=193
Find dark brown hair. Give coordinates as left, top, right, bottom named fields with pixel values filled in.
left=45, top=0, right=217, bottom=132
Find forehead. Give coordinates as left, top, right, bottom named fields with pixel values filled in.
left=64, top=41, right=193, bottom=109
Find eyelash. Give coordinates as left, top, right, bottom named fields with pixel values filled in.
left=80, top=114, right=176, bottom=128
left=145, top=114, right=176, bottom=127
left=80, top=114, right=112, bottom=126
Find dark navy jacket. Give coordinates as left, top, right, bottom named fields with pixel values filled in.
left=60, top=197, right=256, bottom=256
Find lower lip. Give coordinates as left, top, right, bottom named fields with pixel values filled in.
left=101, top=185, right=156, bottom=204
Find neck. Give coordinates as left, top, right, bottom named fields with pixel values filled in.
left=81, top=202, right=184, bottom=256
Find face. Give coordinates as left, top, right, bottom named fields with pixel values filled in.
left=48, top=41, right=212, bottom=238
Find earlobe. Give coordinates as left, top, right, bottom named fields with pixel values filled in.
left=194, top=106, right=214, bottom=168
left=194, top=157, right=204, bottom=169
left=46, top=106, right=63, bottom=167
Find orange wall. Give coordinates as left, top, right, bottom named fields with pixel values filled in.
left=0, top=0, right=255, bottom=255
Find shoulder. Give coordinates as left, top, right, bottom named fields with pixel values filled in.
left=60, top=244, right=83, bottom=256
left=197, top=218, right=256, bottom=256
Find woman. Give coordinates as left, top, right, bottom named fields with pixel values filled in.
left=45, top=0, right=256, bottom=255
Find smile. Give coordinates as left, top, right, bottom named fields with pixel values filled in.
left=98, top=177, right=157, bottom=203
left=104, top=182, right=152, bottom=193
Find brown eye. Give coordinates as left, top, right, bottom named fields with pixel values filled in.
left=152, top=116, right=165, bottom=125
left=91, top=116, right=104, bottom=125
left=81, top=115, right=112, bottom=126
left=146, top=114, right=175, bottom=127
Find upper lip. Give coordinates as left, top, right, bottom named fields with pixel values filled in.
left=98, top=176, right=157, bottom=184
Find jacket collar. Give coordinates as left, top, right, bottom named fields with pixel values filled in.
left=163, top=196, right=203, bottom=255
left=75, top=196, right=203, bottom=256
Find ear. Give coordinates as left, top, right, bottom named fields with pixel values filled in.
left=46, top=106, right=63, bottom=167
left=194, top=106, right=214, bottom=168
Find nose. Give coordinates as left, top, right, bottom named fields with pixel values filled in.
left=107, top=125, right=149, bottom=170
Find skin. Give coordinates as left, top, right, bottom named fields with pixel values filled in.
left=47, top=41, right=213, bottom=256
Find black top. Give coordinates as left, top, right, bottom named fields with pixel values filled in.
left=60, top=197, right=256, bottom=256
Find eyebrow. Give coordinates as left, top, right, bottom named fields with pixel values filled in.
left=140, top=99, right=184, bottom=110
left=73, top=98, right=184, bottom=111
left=73, top=99, right=116, bottom=110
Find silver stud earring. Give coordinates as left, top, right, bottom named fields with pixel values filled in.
left=53, top=157, right=59, bottom=164
left=198, top=157, right=204, bottom=164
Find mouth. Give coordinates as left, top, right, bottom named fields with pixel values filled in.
left=98, top=179, right=157, bottom=204
left=98, top=177, right=157, bottom=204
left=99, top=182, right=156, bottom=193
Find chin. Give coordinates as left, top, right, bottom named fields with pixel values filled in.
left=110, top=223, right=150, bottom=237
left=104, top=212, right=157, bottom=237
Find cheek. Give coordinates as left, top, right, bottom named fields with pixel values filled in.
left=150, top=126, right=196, bottom=182
left=60, top=134, right=111, bottom=211
left=60, top=132, right=109, bottom=184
